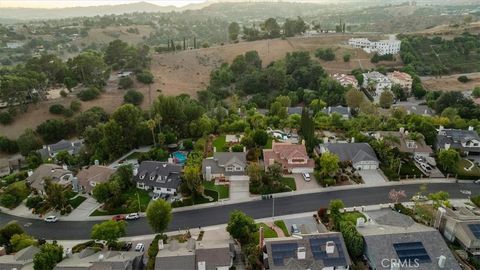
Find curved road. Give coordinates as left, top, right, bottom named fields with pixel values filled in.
left=1, top=182, right=478, bottom=240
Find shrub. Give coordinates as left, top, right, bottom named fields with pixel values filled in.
left=0, top=136, right=18, bottom=153
left=0, top=111, right=13, bottom=125
left=231, top=144, right=244, bottom=152
left=0, top=194, right=17, bottom=208
left=315, top=48, right=335, bottom=61
left=183, top=139, right=193, bottom=150
left=49, top=104, right=66, bottom=115
left=457, top=75, right=470, bottom=83
left=26, top=196, right=44, bottom=210
left=77, top=87, right=100, bottom=101
left=70, top=100, right=81, bottom=112
left=123, top=90, right=144, bottom=105
left=60, top=90, right=68, bottom=97
left=62, top=109, right=74, bottom=118
left=343, top=53, right=351, bottom=62
left=136, top=70, right=154, bottom=84
left=119, top=76, right=134, bottom=89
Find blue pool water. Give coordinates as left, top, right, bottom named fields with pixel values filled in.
left=172, top=151, right=187, bottom=165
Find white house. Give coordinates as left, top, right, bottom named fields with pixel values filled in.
left=362, top=71, right=392, bottom=102
left=348, top=38, right=401, bottom=55
left=134, top=161, right=182, bottom=195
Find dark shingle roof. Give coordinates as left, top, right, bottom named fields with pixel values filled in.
left=201, top=152, right=247, bottom=176
left=322, top=106, right=351, bottom=118
left=436, top=129, right=480, bottom=152
left=134, top=161, right=182, bottom=189
left=317, top=143, right=379, bottom=163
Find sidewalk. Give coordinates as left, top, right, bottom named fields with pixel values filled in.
left=0, top=178, right=464, bottom=221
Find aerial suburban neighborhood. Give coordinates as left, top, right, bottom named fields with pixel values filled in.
left=0, top=0, right=480, bottom=269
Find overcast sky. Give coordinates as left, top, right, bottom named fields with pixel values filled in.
left=0, top=0, right=207, bottom=8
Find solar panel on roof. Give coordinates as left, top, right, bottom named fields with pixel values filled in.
left=393, top=242, right=431, bottom=264
left=309, top=237, right=347, bottom=267
left=271, top=243, right=298, bottom=266
left=468, top=224, right=480, bottom=239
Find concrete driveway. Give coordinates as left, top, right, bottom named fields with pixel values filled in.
left=66, top=196, right=100, bottom=220
left=291, top=173, right=321, bottom=191
left=357, top=170, right=388, bottom=185
left=229, top=175, right=250, bottom=201
left=283, top=216, right=325, bottom=235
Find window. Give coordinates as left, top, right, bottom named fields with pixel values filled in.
left=226, top=165, right=234, bottom=172
left=406, top=140, right=416, bottom=148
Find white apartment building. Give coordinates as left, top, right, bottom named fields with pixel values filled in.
left=362, top=71, right=392, bottom=102
left=348, top=38, right=401, bottom=55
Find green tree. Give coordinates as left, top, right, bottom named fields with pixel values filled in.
left=437, top=149, right=460, bottom=173
left=300, top=107, right=315, bottom=151
left=379, top=91, right=394, bottom=109
left=247, top=162, right=263, bottom=185
left=226, top=210, right=258, bottom=245
left=252, top=129, right=268, bottom=146
left=146, top=199, right=172, bottom=233
left=183, top=165, right=204, bottom=196
left=228, top=22, right=240, bottom=41
left=123, top=89, right=144, bottom=105
left=90, top=220, right=126, bottom=246
left=44, top=180, right=69, bottom=211
left=428, top=191, right=450, bottom=208
left=119, top=76, right=134, bottom=89
left=343, top=53, right=351, bottom=62
left=339, top=221, right=364, bottom=258
left=262, top=18, right=281, bottom=38
left=17, top=129, right=42, bottom=156
left=67, top=50, right=110, bottom=87
left=136, top=70, right=154, bottom=84
left=0, top=222, right=24, bottom=248
left=472, top=87, right=480, bottom=98
left=319, top=152, right=340, bottom=178
left=345, top=89, right=365, bottom=111
left=33, top=243, right=63, bottom=270
left=329, top=199, right=345, bottom=217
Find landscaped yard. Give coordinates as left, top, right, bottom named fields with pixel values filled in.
left=274, top=220, right=290, bottom=237
left=280, top=177, right=296, bottom=191
left=400, top=161, right=426, bottom=177
left=213, top=135, right=226, bottom=151
left=457, top=159, right=480, bottom=179
left=341, top=211, right=366, bottom=224
left=203, top=181, right=229, bottom=199
left=265, top=137, right=273, bottom=149
left=257, top=223, right=278, bottom=238
left=69, top=195, right=87, bottom=209
left=91, top=188, right=151, bottom=216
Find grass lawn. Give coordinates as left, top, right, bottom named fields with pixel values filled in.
left=400, top=161, right=425, bottom=177
left=341, top=211, right=366, bottom=224
left=193, top=189, right=218, bottom=204
left=265, top=138, right=273, bottom=149
left=213, top=135, right=226, bottom=151
left=203, top=181, right=229, bottom=199
left=90, top=188, right=151, bottom=216
left=280, top=177, right=296, bottom=191
left=457, top=159, right=480, bottom=178
left=69, top=196, right=87, bottom=209
left=257, top=223, right=278, bottom=238
left=274, top=220, right=290, bottom=237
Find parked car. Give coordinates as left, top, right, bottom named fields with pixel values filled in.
left=291, top=224, right=300, bottom=234
left=152, top=193, right=160, bottom=201
left=121, top=241, right=132, bottom=251
left=112, top=215, right=125, bottom=221
left=125, top=213, right=140, bottom=220
left=414, top=155, right=425, bottom=164
left=302, top=172, right=311, bottom=182
left=411, top=195, right=428, bottom=202
left=474, top=179, right=480, bottom=184
left=44, top=216, right=58, bottom=223
left=420, top=163, right=432, bottom=172
left=135, top=243, right=145, bottom=252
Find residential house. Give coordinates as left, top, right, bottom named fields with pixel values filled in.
left=263, top=232, right=351, bottom=270
left=435, top=206, right=480, bottom=255
left=435, top=126, right=480, bottom=156
left=73, top=165, right=115, bottom=194
left=391, top=104, right=434, bottom=116
left=263, top=142, right=315, bottom=173
left=315, top=143, right=379, bottom=170
left=358, top=209, right=461, bottom=270
left=8, top=153, right=27, bottom=172
left=225, top=134, right=244, bottom=144
left=202, top=152, right=247, bottom=181
left=26, top=164, right=73, bottom=195
left=387, top=71, right=413, bottom=94
left=134, top=161, right=182, bottom=195
left=348, top=38, right=401, bottom=55
left=286, top=107, right=306, bottom=115
left=37, top=139, right=84, bottom=160
left=0, top=158, right=10, bottom=178
left=322, top=106, right=352, bottom=119
left=331, top=73, right=358, bottom=89
left=362, top=71, right=392, bottom=103
left=373, top=128, right=433, bottom=157
left=0, top=246, right=39, bottom=270
left=155, top=229, right=235, bottom=270
left=54, top=248, right=144, bottom=270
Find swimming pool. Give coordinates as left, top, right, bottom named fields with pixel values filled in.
left=172, top=151, right=187, bottom=165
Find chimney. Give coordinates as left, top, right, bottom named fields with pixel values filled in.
left=94, top=160, right=99, bottom=166
left=438, top=255, right=446, bottom=268
left=205, top=166, right=212, bottom=181
left=351, top=137, right=355, bottom=143
left=297, top=247, right=306, bottom=259
left=301, top=140, right=305, bottom=145
left=439, top=125, right=444, bottom=131
left=62, top=165, right=68, bottom=170
left=167, top=158, right=174, bottom=164
left=468, top=126, right=474, bottom=131
left=158, top=239, right=164, bottom=250
left=27, top=170, right=33, bottom=177
left=444, top=143, right=450, bottom=150
left=434, top=207, right=446, bottom=229
left=399, top=127, right=405, bottom=134
left=269, top=159, right=275, bottom=166
left=98, top=254, right=104, bottom=262
left=325, top=241, right=335, bottom=254
left=213, top=146, right=217, bottom=153
left=243, top=146, right=246, bottom=153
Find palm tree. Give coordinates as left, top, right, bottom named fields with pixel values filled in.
left=147, top=119, right=156, bottom=147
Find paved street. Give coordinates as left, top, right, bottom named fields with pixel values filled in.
left=1, top=182, right=479, bottom=240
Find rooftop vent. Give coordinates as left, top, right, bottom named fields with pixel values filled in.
left=326, top=241, right=335, bottom=254
left=297, top=247, right=306, bottom=260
